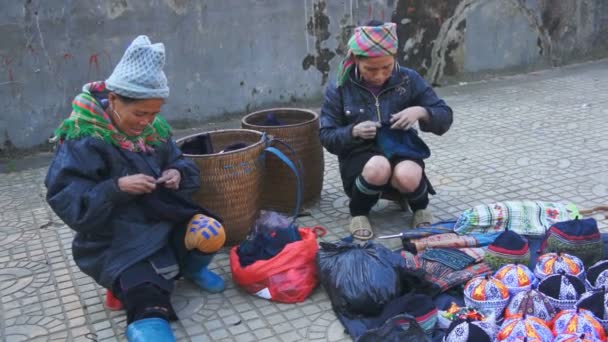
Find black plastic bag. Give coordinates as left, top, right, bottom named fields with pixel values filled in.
left=317, top=241, right=406, bottom=317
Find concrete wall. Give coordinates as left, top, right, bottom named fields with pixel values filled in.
left=1, top=0, right=607, bottom=149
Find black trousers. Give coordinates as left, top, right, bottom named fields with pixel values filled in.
left=112, top=222, right=191, bottom=324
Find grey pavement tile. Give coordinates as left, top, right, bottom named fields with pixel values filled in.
left=239, top=310, right=258, bottom=321
left=3, top=60, right=608, bottom=341
left=233, top=332, right=257, bottom=342
left=259, top=337, right=282, bottom=342
left=190, top=334, right=212, bottom=342
left=209, top=328, right=231, bottom=340
left=204, top=319, right=223, bottom=331
left=246, top=318, right=266, bottom=330
left=228, top=323, right=250, bottom=336
left=253, top=328, right=274, bottom=340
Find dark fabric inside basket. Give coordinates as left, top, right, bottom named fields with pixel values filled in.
left=180, top=133, right=214, bottom=155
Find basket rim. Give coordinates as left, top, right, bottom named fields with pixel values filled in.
left=241, top=107, right=319, bottom=129
left=176, top=129, right=265, bottom=158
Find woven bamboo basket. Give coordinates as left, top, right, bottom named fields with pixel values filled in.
left=176, top=129, right=265, bottom=245
left=241, top=108, right=324, bottom=213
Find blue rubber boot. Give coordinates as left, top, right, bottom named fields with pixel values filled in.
left=126, top=318, right=175, bottom=342
left=183, top=252, right=225, bottom=293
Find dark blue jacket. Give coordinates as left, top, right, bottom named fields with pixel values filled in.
left=319, top=67, right=453, bottom=160
left=45, top=136, right=201, bottom=289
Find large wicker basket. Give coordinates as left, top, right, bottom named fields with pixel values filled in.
left=241, top=108, right=324, bottom=213
left=176, top=129, right=265, bottom=245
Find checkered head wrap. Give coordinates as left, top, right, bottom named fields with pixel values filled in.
left=336, top=22, right=398, bottom=86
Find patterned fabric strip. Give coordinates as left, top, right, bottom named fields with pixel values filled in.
left=454, top=201, right=579, bottom=235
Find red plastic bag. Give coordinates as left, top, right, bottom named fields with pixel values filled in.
left=230, top=226, right=325, bottom=303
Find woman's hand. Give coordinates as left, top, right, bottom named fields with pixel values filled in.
left=156, top=168, right=181, bottom=190
left=390, top=106, right=429, bottom=130
left=118, top=174, right=157, bottom=194
left=352, top=121, right=381, bottom=140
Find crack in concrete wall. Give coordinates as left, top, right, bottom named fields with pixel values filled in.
left=426, top=0, right=482, bottom=84
left=508, top=0, right=553, bottom=63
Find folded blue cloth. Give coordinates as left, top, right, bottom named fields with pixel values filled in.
left=376, top=124, right=430, bottom=160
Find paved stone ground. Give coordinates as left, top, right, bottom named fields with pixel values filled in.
left=2, top=60, right=608, bottom=341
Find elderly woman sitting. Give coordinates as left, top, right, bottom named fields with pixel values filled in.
left=45, top=36, right=224, bottom=342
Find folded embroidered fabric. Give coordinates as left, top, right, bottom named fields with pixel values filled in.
left=422, top=248, right=477, bottom=270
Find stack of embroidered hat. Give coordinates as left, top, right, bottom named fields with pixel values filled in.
left=534, top=252, right=585, bottom=280
left=504, top=288, right=557, bottom=322
left=538, top=270, right=586, bottom=311
left=553, top=333, right=603, bottom=342
left=576, top=287, right=608, bottom=331
left=485, top=230, right=530, bottom=271
left=443, top=318, right=497, bottom=342
left=551, top=308, right=606, bottom=341
left=494, top=263, right=538, bottom=296
left=495, top=314, right=554, bottom=342
left=464, top=275, right=510, bottom=319
left=585, top=260, right=608, bottom=291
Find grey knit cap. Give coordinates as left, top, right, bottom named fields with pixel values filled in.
left=106, top=35, right=169, bottom=99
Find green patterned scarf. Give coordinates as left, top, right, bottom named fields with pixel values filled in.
left=53, top=82, right=171, bottom=152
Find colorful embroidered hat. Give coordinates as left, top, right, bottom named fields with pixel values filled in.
left=534, top=252, right=585, bottom=280
left=443, top=319, right=497, bottom=342
left=485, top=230, right=530, bottom=270
left=496, top=315, right=554, bottom=342
left=464, top=275, right=511, bottom=318
left=538, top=271, right=586, bottom=311
left=504, top=288, right=557, bottom=322
left=551, top=308, right=606, bottom=341
left=494, top=264, right=538, bottom=296
left=576, top=288, right=608, bottom=331
left=553, top=333, right=603, bottom=342
left=585, top=260, right=608, bottom=291
left=541, top=218, right=604, bottom=267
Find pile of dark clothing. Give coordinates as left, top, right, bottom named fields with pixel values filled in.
left=236, top=211, right=301, bottom=267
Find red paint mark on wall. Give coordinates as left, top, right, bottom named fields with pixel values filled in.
left=368, top=4, right=373, bottom=19
left=87, top=51, right=113, bottom=81
left=88, top=53, right=100, bottom=79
